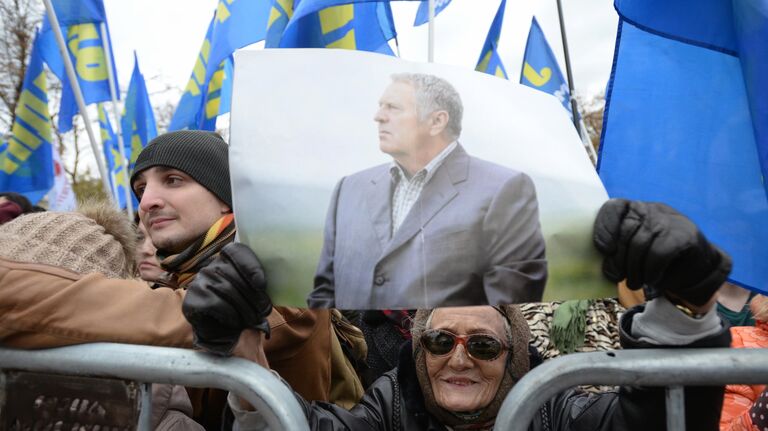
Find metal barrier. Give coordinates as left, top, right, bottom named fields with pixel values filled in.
left=495, top=348, right=768, bottom=431
left=0, top=342, right=310, bottom=431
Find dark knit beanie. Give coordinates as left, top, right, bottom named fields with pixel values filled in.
left=130, top=130, right=231, bottom=207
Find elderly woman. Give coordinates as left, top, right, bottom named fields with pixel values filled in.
left=183, top=199, right=733, bottom=430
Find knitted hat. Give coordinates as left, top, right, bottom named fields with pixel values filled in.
left=0, top=200, right=137, bottom=278
left=410, top=305, right=531, bottom=428
left=130, top=130, right=231, bottom=207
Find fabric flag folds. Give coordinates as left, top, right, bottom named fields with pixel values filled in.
left=170, top=1, right=270, bottom=131
left=120, top=53, right=157, bottom=175
left=597, top=0, right=768, bottom=293
left=474, top=0, right=508, bottom=78
left=98, top=104, right=132, bottom=209
left=519, top=17, right=572, bottom=116
left=267, top=0, right=396, bottom=55
left=413, top=0, right=452, bottom=26
left=40, top=0, right=118, bottom=133
left=0, top=32, right=55, bottom=204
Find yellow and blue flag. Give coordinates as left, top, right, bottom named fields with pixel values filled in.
left=98, top=104, right=133, bottom=209
left=519, top=17, right=572, bottom=116
left=39, top=0, right=119, bottom=133
left=597, top=0, right=768, bottom=293
left=268, top=0, right=396, bottom=54
left=170, top=1, right=270, bottom=131
left=120, top=53, right=157, bottom=174
left=413, top=0, right=452, bottom=26
left=0, top=32, right=55, bottom=204
left=474, top=0, right=507, bottom=79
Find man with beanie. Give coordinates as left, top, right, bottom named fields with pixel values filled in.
left=0, top=200, right=202, bottom=430
left=0, top=131, right=360, bottom=429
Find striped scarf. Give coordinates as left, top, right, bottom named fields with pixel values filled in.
left=157, top=213, right=236, bottom=289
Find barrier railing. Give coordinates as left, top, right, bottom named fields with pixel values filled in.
left=495, top=348, right=768, bottom=431
left=0, top=343, right=310, bottom=431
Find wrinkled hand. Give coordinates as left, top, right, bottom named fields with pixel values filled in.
left=182, top=243, right=273, bottom=356
left=593, top=199, right=731, bottom=306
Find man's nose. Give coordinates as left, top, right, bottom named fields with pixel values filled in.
left=373, top=108, right=386, bottom=123
left=138, top=184, right=163, bottom=213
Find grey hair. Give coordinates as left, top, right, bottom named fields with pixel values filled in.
left=390, top=73, right=463, bottom=140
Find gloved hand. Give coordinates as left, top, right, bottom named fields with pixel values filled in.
left=593, top=199, right=732, bottom=306
left=182, top=242, right=273, bottom=356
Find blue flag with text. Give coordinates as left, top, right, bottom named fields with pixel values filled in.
left=520, top=17, right=572, bottom=115
left=40, top=0, right=118, bottom=133
left=268, top=0, right=396, bottom=54
left=98, top=103, right=133, bottom=209
left=0, top=32, right=55, bottom=204
left=475, top=0, right=507, bottom=79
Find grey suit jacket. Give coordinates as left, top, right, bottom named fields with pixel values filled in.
left=307, top=144, right=547, bottom=309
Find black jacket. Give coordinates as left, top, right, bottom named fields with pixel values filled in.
left=295, top=306, right=731, bottom=431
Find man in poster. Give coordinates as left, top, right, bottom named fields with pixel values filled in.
left=308, top=73, right=547, bottom=309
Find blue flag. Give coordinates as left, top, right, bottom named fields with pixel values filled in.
left=47, top=0, right=106, bottom=26
left=98, top=103, right=133, bottom=209
left=413, top=0, right=452, bottom=26
left=170, top=1, right=270, bottom=131
left=520, top=17, right=572, bottom=115
left=121, top=53, right=157, bottom=174
left=475, top=0, right=507, bottom=79
left=169, top=16, right=216, bottom=131
left=40, top=1, right=119, bottom=133
left=269, top=0, right=396, bottom=54
left=0, top=32, right=55, bottom=204
left=597, top=0, right=768, bottom=293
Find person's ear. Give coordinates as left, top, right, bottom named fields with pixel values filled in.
left=429, top=110, right=449, bottom=136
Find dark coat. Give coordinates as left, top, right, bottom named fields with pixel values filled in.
left=294, top=306, right=731, bottom=431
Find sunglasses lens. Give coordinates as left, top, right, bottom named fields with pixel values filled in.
left=467, top=335, right=503, bottom=360
left=422, top=330, right=456, bottom=356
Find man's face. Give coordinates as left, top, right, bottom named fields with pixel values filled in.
left=425, top=307, right=508, bottom=413
left=133, top=166, right=230, bottom=254
left=374, top=81, right=432, bottom=160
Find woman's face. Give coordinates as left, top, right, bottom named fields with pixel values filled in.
left=136, top=221, right=165, bottom=282
left=425, top=306, right=508, bottom=413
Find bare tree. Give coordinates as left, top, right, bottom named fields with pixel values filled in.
left=0, top=0, right=41, bottom=130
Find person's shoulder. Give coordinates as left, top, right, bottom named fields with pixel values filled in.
left=336, top=162, right=391, bottom=190
left=463, top=153, right=533, bottom=188
left=347, top=162, right=391, bottom=179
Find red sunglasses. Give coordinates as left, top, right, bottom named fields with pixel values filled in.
left=421, top=329, right=508, bottom=361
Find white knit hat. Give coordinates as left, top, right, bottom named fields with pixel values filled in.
left=0, top=201, right=136, bottom=278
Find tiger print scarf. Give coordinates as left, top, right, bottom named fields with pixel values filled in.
left=156, top=213, right=236, bottom=289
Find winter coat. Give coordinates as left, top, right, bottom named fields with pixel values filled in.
left=291, top=306, right=731, bottom=431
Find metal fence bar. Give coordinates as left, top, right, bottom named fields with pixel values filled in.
left=138, top=382, right=153, bottom=431
left=666, top=386, right=685, bottom=431
left=0, top=343, right=310, bottom=431
left=495, top=348, right=768, bottom=431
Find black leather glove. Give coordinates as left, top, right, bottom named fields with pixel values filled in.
left=182, top=243, right=273, bottom=356
left=593, top=199, right=732, bottom=306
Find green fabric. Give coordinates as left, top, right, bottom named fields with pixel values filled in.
left=717, top=298, right=756, bottom=327
left=551, top=299, right=591, bottom=354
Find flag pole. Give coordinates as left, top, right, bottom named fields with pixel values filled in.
left=427, top=0, right=435, bottom=62
left=101, top=24, right=134, bottom=215
left=555, top=0, right=582, bottom=136
left=43, top=0, right=113, bottom=203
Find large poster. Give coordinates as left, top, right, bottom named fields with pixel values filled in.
left=229, top=49, right=612, bottom=309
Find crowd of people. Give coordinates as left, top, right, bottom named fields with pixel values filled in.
left=0, top=73, right=763, bottom=431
